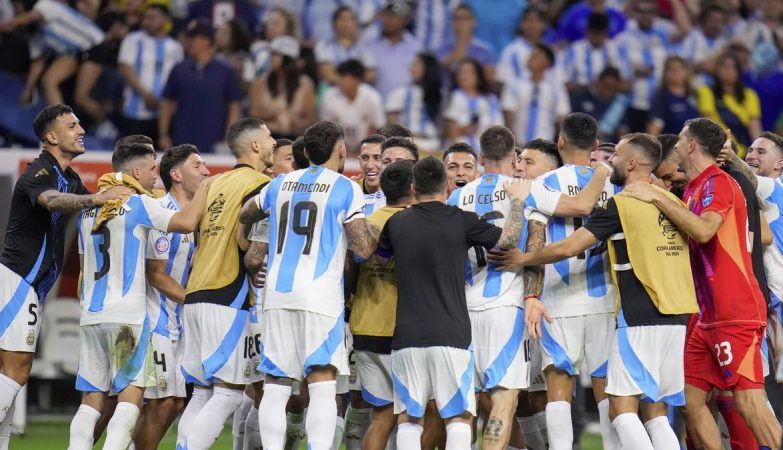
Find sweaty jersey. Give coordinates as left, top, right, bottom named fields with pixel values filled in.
left=186, top=165, right=269, bottom=310
left=145, top=194, right=194, bottom=341
left=757, top=175, right=783, bottom=306
left=448, top=174, right=562, bottom=310
left=257, top=166, right=365, bottom=318
left=78, top=194, right=175, bottom=326
left=684, top=165, right=766, bottom=327
left=537, top=165, right=619, bottom=318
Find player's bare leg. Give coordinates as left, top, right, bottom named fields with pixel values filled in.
left=482, top=387, right=519, bottom=450
left=104, top=384, right=145, bottom=450
left=363, top=404, right=396, bottom=450
left=133, top=396, right=184, bottom=450
left=421, top=400, right=445, bottom=450
left=544, top=366, right=574, bottom=449
left=608, top=395, right=653, bottom=450
left=734, top=387, right=782, bottom=449
left=681, top=384, right=722, bottom=450
left=397, top=411, right=425, bottom=450
left=444, top=411, right=473, bottom=450
left=93, top=395, right=116, bottom=442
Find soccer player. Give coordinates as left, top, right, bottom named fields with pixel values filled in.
left=69, top=141, right=210, bottom=450
left=133, top=144, right=210, bottom=450
left=239, top=121, right=380, bottom=450
left=492, top=133, right=698, bottom=450
left=381, top=136, right=419, bottom=168
left=622, top=118, right=782, bottom=449
left=443, top=142, right=479, bottom=195
left=376, top=156, right=531, bottom=450
left=0, top=104, right=130, bottom=449
left=177, top=118, right=275, bottom=450
left=449, top=126, right=610, bottom=450
left=653, top=134, right=688, bottom=196
left=358, top=134, right=387, bottom=215
left=347, top=160, right=414, bottom=450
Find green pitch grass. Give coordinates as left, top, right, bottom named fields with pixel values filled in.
left=11, top=420, right=603, bottom=449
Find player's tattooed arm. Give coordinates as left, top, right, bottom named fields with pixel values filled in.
left=239, top=195, right=269, bottom=224
left=496, top=197, right=526, bottom=249
left=244, top=241, right=268, bottom=276
left=523, top=220, right=546, bottom=298
left=37, top=185, right=134, bottom=212
left=344, top=219, right=380, bottom=261
left=553, top=163, right=611, bottom=216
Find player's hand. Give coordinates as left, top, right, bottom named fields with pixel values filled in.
left=620, top=182, right=659, bottom=203
left=487, top=247, right=528, bottom=271
left=591, top=161, right=612, bottom=177
left=252, top=269, right=266, bottom=289
left=524, top=297, right=552, bottom=339
left=502, top=178, right=532, bottom=202
left=94, top=185, right=135, bottom=205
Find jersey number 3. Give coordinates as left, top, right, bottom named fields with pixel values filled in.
left=276, top=201, right=318, bottom=255
left=91, top=226, right=111, bottom=280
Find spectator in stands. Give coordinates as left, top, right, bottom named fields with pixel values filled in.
left=321, top=59, right=385, bottom=154
left=436, top=3, right=495, bottom=83
left=647, top=55, right=699, bottom=136
left=557, top=0, right=627, bottom=42
left=467, top=0, right=525, bottom=57
left=697, top=51, right=762, bottom=157
left=186, top=0, right=258, bottom=35
left=215, top=17, right=252, bottom=80
left=723, top=0, right=750, bottom=40
left=386, top=53, right=442, bottom=146
left=497, top=7, right=558, bottom=86
left=367, top=0, right=422, bottom=99
left=678, top=3, right=729, bottom=75
left=159, top=20, right=242, bottom=152
left=745, top=42, right=783, bottom=132
left=443, top=57, right=503, bottom=149
left=415, top=0, right=458, bottom=51
left=570, top=66, right=629, bottom=142
left=315, top=6, right=376, bottom=85
left=502, top=43, right=569, bottom=143
left=243, top=7, right=297, bottom=84
left=118, top=4, right=183, bottom=142
left=562, top=12, right=631, bottom=92
left=268, top=0, right=345, bottom=45
left=742, top=0, right=783, bottom=49
left=249, top=36, right=315, bottom=140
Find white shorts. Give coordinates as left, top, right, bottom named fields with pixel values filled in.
left=76, top=321, right=155, bottom=393
left=180, top=303, right=262, bottom=386
left=541, top=313, right=614, bottom=377
left=144, top=333, right=186, bottom=399
left=259, top=309, right=348, bottom=382
left=356, top=350, right=393, bottom=407
left=391, top=346, right=476, bottom=419
left=470, top=306, right=528, bottom=391
left=607, top=325, right=686, bottom=406
left=527, top=338, right=547, bottom=392
left=0, top=263, right=41, bottom=353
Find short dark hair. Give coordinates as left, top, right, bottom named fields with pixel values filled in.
left=360, top=134, right=386, bottom=146
left=759, top=131, right=783, bottom=156
left=532, top=42, right=555, bottom=66
left=413, top=156, right=447, bottom=196
left=381, top=137, right=419, bottom=161
left=381, top=160, right=414, bottom=204
left=598, top=66, right=622, bottom=82
left=336, top=59, right=365, bottom=79
left=699, top=3, right=725, bottom=24
left=159, top=144, right=199, bottom=190
left=561, top=113, right=598, bottom=151
left=586, top=12, right=610, bottom=32
left=454, top=3, right=475, bottom=16
left=443, top=142, right=476, bottom=162
left=304, top=121, right=344, bottom=165
left=115, top=134, right=153, bottom=150
left=145, top=3, right=170, bottom=16
left=33, top=104, right=74, bottom=142
left=380, top=123, right=413, bottom=139
left=684, top=118, right=726, bottom=159
left=112, top=142, right=156, bottom=171
left=523, top=138, right=563, bottom=167
left=226, top=118, right=266, bottom=156
left=622, top=133, right=662, bottom=167
left=274, top=138, right=293, bottom=153
left=480, top=126, right=515, bottom=161
left=658, top=134, right=679, bottom=162
left=292, top=136, right=310, bottom=169
left=332, top=5, right=355, bottom=23
left=597, top=142, right=616, bottom=154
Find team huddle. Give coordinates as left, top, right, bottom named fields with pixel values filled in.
left=0, top=103, right=782, bottom=450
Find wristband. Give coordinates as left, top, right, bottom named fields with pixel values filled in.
left=523, top=295, right=539, bottom=301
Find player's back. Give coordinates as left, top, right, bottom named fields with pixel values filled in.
left=186, top=166, right=269, bottom=309
left=79, top=194, right=175, bottom=326
left=540, top=164, right=619, bottom=317
left=262, top=166, right=364, bottom=318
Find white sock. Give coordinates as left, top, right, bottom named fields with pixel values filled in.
left=68, top=404, right=101, bottom=450
left=518, top=416, right=546, bottom=450
left=331, top=415, right=345, bottom=450
left=186, top=386, right=244, bottom=450
left=0, top=375, right=20, bottom=426
left=644, top=416, right=680, bottom=450
left=259, top=384, right=292, bottom=450
left=545, top=401, right=572, bottom=450
left=533, top=411, right=548, bottom=446
left=305, top=381, right=338, bottom=450
left=396, top=422, right=423, bottom=450
left=344, top=406, right=371, bottom=450
left=0, top=401, right=12, bottom=450
left=234, top=394, right=253, bottom=450
left=243, top=406, right=261, bottom=450
left=284, top=412, right=305, bottom=450
left=613, top=413, right=654, bottom=450
left=597, top=399, right=621, bottom=450
left=177, top=387, right=212, bottom=449
left=102, top=401, right=140, bottom=450
left=445, top=422, right=472, bottom=450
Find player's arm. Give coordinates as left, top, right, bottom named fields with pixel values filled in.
left=521, top=219, right=553, bottom=338
left=244, top=241, right=268, bottom=275
left=722, top=143, right=758, bottom=190
left=167, top=176, right=214, bottom=233
left=237, top=222, right=251, bottom=252
left=760, top=212, right=773, bottom=246
left=489, top=227, right=599, bottom=270
left=37, top=186, right=133, bottom=212
left=0, top=9, right=42, bottom=32
left=239, top=194, right=269, bottom=224
left=146, top=259, right=185, bottom=303
left=344, top=250, right=359, bottom=298
left=495, top=179, right=534, bottom=248
left=551, top=163, right=611, bottom=217
left=345, top=219, right=381, bottom=261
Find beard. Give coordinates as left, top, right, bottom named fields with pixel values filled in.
left=609, top=170, right=625, bottom=186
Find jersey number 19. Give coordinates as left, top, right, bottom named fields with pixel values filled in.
left=276, top=200, right=318, bottom=255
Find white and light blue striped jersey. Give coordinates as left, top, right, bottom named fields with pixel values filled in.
left=78, top=194, right=176, bottom=326
left=756, top=175, right=783, bottom=306
left=414, top=0, right=460, bottom=50
left=617, top=22, right=670, bottom=110
left=118, top=31, right=183, bottom=120
left=675, top=28, right=727, bottom=64
left=501, top=75, right=570, bottom=143
left=443, top=89, right=504, bottom=150
left=386, top=85, right=439, bottom=139
left=535, top=165, right=620, bottom=318
left=363, top=190, right=386, bottom=216
left=256, top=166, right=365, bottom=317
left=448, top=174, right=562, bottom=311
left=497, top=38, right=535, bottom=85
left=30, top=0, right=104, bottom=59
left=243, top=40, right=270, bottom=83
left=561, top=38, right=631, bottom=87
left=314, top=37, right=376, bottom=69
left=144, top=194, right=193, bottom=341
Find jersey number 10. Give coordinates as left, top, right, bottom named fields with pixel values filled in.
left=276, top=201, right=318, bottom=255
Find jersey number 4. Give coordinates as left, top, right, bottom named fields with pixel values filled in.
left=276, top=201, right=318, bottom=255
left=91, top=226, right=111, bottom=280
